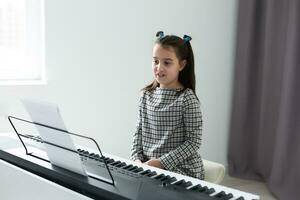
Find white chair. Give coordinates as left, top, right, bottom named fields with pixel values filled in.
left=203, top=159, right=225, bottom=184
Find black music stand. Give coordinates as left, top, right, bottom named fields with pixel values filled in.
left=7, top=115, right=115, bottom=186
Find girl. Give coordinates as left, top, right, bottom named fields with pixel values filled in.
left=130, top=31, right=204, bottom=180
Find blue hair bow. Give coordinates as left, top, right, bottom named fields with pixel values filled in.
left=183, top=35, right=192, bottom=43
left=156, top=31, right=165, bottom=39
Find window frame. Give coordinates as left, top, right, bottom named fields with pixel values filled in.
left=0, top=0, right=46, bottom=86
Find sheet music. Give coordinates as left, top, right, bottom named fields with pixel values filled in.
left=21, top=99, right=87, bottom=176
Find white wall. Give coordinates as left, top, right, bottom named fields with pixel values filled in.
left=0, top=0, right=237, bottom=166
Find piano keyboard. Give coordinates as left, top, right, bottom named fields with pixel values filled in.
left=82, top=149, right=258, bottom=200
left=20, top=134, right=259, bottom=200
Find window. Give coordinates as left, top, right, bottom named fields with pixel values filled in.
left=0, top=0, right=45, bottom=85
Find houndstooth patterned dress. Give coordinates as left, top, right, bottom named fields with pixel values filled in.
left=130, top=87, right=204, bottom=180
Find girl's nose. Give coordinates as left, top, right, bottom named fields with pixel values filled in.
left=157, top=64, right=163, bottom=71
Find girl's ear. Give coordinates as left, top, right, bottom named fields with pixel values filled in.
left=179, top=60, right=187, bottom=71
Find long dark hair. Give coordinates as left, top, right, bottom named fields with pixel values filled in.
left=143, top=31, right=197, bottom=97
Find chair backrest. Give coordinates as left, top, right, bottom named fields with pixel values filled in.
left=203, top=159, right=225, bottom=184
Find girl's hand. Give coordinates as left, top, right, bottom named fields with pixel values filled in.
left=145, top=159, right=163, bottom=169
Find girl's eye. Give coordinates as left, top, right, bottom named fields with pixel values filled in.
left=153, top=60, right=159, bottom=65
left=164, top=62, right=171, bottom=65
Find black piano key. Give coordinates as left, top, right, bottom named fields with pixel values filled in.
left=154, top=174, right=166, bottom=180
left=189, top=184, right=202, bottom=191
left=236, top=197, right=245, bottom=200
left=160, top=175, right=175, bottom=183
left=198, top=186, right=209, bottom=193
left=139, top=169, right=151, bottom=175
left=146, top=171, right=157, bottom=177
left=98, top=156, right=106, bottom=161
left=204, top=188, right=215, bottom=195
left=214, top=191, right=234, bottom=199
left=222, top=193, right=234, bottom=200
left=105, top=158, right=115, bottom=164
left=165, top=176, right=177, bottom=184
left=114, top=162, right=127, bottom=168
left=174, top=179, right=192, bottom=188
left=98, top=157, right=111, bottom=162
left=83, top=151, right=90, bottom=155
left=190, top=185, right=214, bottom=194
left=104, top=157, right=111, bottom=162
left=127, top=166, right=138, bottom=171
left=132, top=167, right=144, bottom=173
left=78, top=149, right=86, bottom=155
left=122, top=164, right=133, bottom=170
left=214, top=191, right=226, bottom=197
left=119, top=162, right=127, bottom=167
left=88, top=153, right=97, bottom=159
left=174, top=179, right=186, bottom=186
left=183, top=181, right=193, bottom=188
left=160, top=175, right=170, bottom=181
left=93, top=154, right=101, bottom=158
left=110, top=161, right=121, bottom=166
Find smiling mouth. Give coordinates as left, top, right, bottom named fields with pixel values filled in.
left=156, top=73, right=166, bottom=78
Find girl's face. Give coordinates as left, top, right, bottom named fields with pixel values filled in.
left=152, top=44, right=186, bottom=89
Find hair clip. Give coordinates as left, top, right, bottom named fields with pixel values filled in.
left=183, top=35, right=192, bottom=43
left=156, top=31, right=165, bottom=39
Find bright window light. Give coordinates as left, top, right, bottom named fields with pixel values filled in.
left=0, top=0, right=46, bottom=85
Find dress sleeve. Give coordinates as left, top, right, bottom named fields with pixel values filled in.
left=160, top=90, right=202, bottom=170
left=130, top=91, right=145, bottom=161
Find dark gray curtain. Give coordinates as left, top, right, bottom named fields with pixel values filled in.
left=228, top=0, right=300, bottom=199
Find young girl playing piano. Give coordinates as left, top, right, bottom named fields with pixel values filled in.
left=130, top=31, right=204, bottom=180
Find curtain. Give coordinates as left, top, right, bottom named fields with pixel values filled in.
left=228, top=0, right=300, bottom=199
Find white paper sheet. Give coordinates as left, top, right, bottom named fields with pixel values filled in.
left=21, top=99, right=87, bottom=176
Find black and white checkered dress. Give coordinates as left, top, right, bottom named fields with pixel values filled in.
left=130, top=87, right=204, bottom=179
